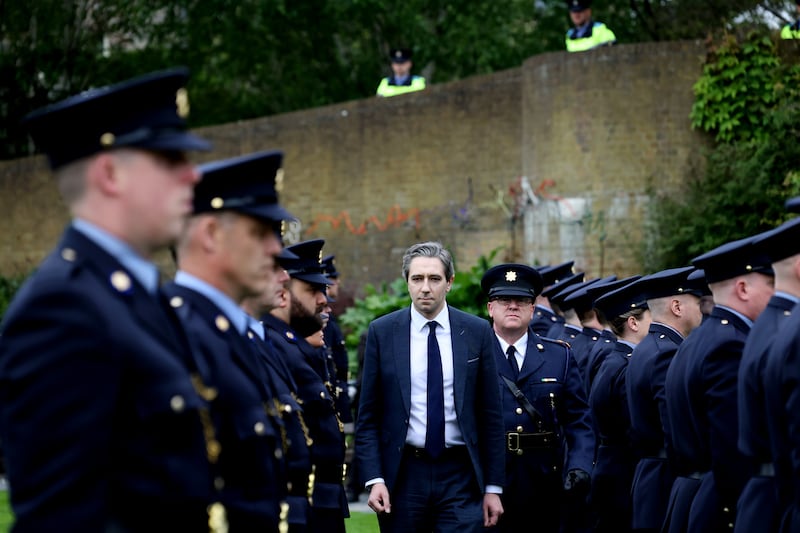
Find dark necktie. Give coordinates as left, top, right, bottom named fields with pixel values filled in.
left=425, top=321, right=445, bottom=458
left=507, top=345, right=520, bottom=379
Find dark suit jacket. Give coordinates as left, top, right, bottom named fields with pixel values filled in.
left=355, top=305, right=505, bottom=493
left=0, top=226, right=213, bottom=531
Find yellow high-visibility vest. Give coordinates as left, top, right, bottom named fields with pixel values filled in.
left=376, top=76, right=426, bottom=97
left=781, top=22, right=800, bottom=39
left=566, top=22, right=616, bottom=52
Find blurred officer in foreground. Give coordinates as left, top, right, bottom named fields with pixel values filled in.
left=531, top=261, right=574, bottom=335
left=321, top=255, right=354, bottom=430
left=376, top=48, right=427, bottom=97
left=565, top=0, right=616, bottom=52
left=0, top=68, right=220, bottom=530
left=663, top=237, right=774, bottom=533
left=588, top=278, right=650, bottom=533
left=482, top=264, right=593, bottom=533
left=263, top=239, right=350, bottom=532
left=736, top=217, right=800, bottom=533
left=626, top=267, right=705, bottom=533
left=166, top=151, right=297, bottom=531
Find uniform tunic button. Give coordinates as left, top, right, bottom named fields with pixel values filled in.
left=723, top=507, right=729, bottom=513
left=254, top=422, right=265, bottom=435
left=516, top=425, right=524, bottom=432
left=515, top=407, right=523, bottom=415
left=319, top=391, right=326, bottom=399
left=170, top=395, right=185, bottom=412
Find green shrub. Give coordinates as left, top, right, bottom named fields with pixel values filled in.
left=0, top=273, right=29, bottom=324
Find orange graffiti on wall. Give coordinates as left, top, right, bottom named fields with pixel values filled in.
left=304, top=205, right=421, bottom=235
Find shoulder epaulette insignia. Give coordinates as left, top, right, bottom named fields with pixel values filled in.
left=169, top=296, right=183, bottom=308
left=110, top=271, right=131, bottom=293
left=61, top=248, right=77, bottom=262
left=720, top=319, right=729, bottom=325
left=215, top=315, right=230, bottom=332
left=286, top=331, right=295, bottom=340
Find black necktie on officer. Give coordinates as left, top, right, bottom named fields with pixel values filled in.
left=507, top=345, right=520, bottom=379
left=426, top=321, right=445, bottom=458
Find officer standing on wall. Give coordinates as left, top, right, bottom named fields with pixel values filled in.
left=0, top=68, right=221, bottom=530
left=263, top=239, right=350, bottom=533
left=781, top=1, right=800, bottom=39
left=481, top=264, right=594, bottom=532
left=376, top=48, right=427, bottom=97
left=565, top=0, right=616, bottom=52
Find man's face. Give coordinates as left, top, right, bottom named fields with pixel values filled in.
left=487, top=296, right=535, bottom=336
left=406, top=256, right=452, bottom=319
left=677, top=293, right=703, bottom=332
left=391, top=60, right=412, bottom=78
left=114, top=149, right=199, bottom=253
left=217, top=214, right=282, bottom=300
left=327, top=277, right=340, bottom=301
left=289, top=278, right=327, bottom=336
left=744, top=272, right=775, bottom=320
left=569, top=8, right=591, bottom=26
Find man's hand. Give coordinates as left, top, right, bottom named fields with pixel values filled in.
left=482, top=493, right=504, bottom=527
left=367, top=482, right=392, bottom=514
left=563, top=468, right=591, bottom=496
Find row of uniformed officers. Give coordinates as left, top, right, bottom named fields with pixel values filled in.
left=5, top=65, right=800, bottom=533
left=0, top=69, right=352, bottom=532
left=521, top=201, right=800, bottom=533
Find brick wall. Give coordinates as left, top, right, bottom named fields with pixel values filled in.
left=0, top=40, right=707, bottom=304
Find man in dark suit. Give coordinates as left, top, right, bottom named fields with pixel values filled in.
left=481, top=263, right=593, bottom=532
left=355, top=241, right=505, bottom=532
left=0, top=68, right=221, bottom=530
left=165, top=150, right=298, bottom=531
left=625, top=267, right=705, bottom=533
left=663, top=236, right=774, bottom=533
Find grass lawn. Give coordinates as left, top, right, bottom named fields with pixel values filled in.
left=0, top=491, right=12, bottom=531
left=346, top=511, right=379, bottom=532
left=0, top=491, right=378, bottom=532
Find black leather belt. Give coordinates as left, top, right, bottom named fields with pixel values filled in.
left=404, top=445, right=468, bottom=460
left=506, top=431, right=558, bottom=452
left=758, top=462, right=775, bottom=477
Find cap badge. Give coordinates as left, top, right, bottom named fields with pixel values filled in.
left=318, top=251, right=323, bottom=264
left=211, top=197, right=224, bottom=209
left=505, top=271, right=517, bottom=282
left=100, top=132, right=115, bottom=147
left=175, top=88, right=190, bottom=118
left=275, top=168, right=285, bottom=193
left=110, top=271, right=131, bottom=292
left=395, top=50, right=403, bottom=58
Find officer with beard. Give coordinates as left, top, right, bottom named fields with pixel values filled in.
left=261, top=239, right=349, bottom=533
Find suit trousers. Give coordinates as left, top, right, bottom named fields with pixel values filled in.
left=378, top=445, right=483, bottom=533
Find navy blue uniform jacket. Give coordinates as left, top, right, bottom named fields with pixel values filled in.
left=0, top=227, right=214, bottom=531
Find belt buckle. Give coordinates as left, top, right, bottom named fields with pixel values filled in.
left=507, top=432, right=520, bottom=452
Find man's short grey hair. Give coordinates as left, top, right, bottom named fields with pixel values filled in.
left=401, top=241, right=455, bottom=280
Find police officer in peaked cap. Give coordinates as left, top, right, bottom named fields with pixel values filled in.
left=0, top=68, right=220, bottom=530
left=482, top=264, right=594, bottom=533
